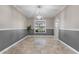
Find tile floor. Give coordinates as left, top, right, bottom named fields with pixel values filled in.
left=3, top=35, right=76, bottom=54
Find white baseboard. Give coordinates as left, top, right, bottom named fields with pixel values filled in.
left=0, top=36, right=28, bottom=54
left=58, top=39, right=79, bottom=54
left=60, top=28, right=79, bottom=31
left=28, top=35, right=54, bottom=38
left=0, top=35, right=78, bottom=54
left=0, top=35, right=53, bottom=54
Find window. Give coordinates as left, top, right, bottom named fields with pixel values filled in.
left=34, top=19, right=46, bottom=33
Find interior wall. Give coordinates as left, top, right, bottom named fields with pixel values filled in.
left=46, top=18, right=55, bottom=29
left=63, top=6, right=79, bottom=30
left=27, top=17, right=54, bottom=35
left=0, top=5, right=28, bottom=52
left=27, top=17, right=54, bottom=29
left=0, top=6, right=27, bottom=29
left=55, top=5, right=79, bottom=51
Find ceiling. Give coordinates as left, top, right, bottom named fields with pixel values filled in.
left=14, top=5, right=66, bottom=18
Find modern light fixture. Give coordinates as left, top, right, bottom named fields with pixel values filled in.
left=36, top=15, right=42, bottom=20
left=34, top=5, right=46, bottom=33
left=36, top=5, right=43, bottom=20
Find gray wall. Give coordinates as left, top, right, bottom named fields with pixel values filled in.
left=28, top=29, right=54, bottom=35
left=0, top=29, right=27, bottom=51
left=0, top=6, right=28, bottom=51
left=54, top=6, right=79, bottom=51
left=59, top=30, right=79, bottom=51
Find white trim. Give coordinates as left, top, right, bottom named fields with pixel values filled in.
left=0, top=35, right=78, bottom=54
left=54, top=6, right=67, bottom=18
left=0, top=28, right=26, bottom=31
left=58, top=39, right=79, bottom=54
left=0, top=36, right=28, bottom=54
left=0, top=35, right=53, bottom=54
left=60, top=28, right=79, bottom=31
left=28, top=35, right=54, bottom=38
left=13, top=6, right=27, bottom=17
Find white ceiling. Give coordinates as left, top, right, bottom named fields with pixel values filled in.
left=14, top=5, right=66, bottom=18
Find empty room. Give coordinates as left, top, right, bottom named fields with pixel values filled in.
left=0, top=5, right=79, bottom=54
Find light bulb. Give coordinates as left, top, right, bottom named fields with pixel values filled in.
left=37, top=15, right=42, bottom=19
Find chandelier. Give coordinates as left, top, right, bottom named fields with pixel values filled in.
left=36, top=5, right=43, bottom=20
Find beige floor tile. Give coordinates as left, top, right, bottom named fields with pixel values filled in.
left=3, top=35, right=76, bottom=54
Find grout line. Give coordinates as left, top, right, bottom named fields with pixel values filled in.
left=0, top=35, right=28, bottom=54
left=0, top=28, right=54, bottom=31
left=0, top=28, right=27, bottom=31
left=58, top=39, right=79, bottom=54
left=60, top=28, right=79, bottom=31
